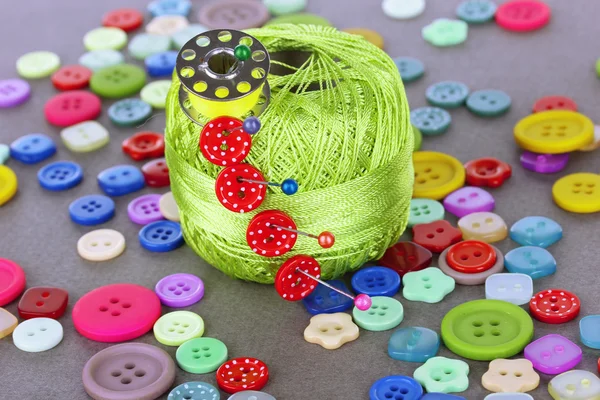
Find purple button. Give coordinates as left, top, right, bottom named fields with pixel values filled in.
left=0, top=79, right=30, bottom=108
left=520, top=151, right=569, bottom=174
left=524, top=334, right=582, bottom=375
left=155, top=273, right=205, bottom=307
left=127, top=194, right=163, bottom=225
left=443, top=186, right=495, bottom=218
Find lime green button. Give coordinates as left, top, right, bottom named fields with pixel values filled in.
left=408, top=199, right=445, bottom=227
left=265, top=12, right=331, bottom=26
left=176, top=337, right=228, bottom=374
left=83, top=27, right=128, bottom=51
left=153, top=310, right=205, bottom=346
left=90, top=64, right=147, bottom=99
left=441, top=299, right=534, bottom=361
left=412, top=124, right=422, bottom=151
left=16, top=51, right=60, bottom=79
left=140, top=80, right=172, bottom=109
left=352, top=296, right=404, bottom=331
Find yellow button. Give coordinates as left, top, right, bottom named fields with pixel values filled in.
left=413, top=151, right=465, bottom=200
left=342, top=28, right=384, bottom=49
left=552, top=173, right=600, bottom=213
left=0, top=165, right=17, bottom=206
left=514, top=110, right=594, bottom=154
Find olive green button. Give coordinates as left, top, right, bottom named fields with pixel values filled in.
left=83, top=27, right=128, bottom=51
left=153, top=310, right=205, bottom=346
left=412, top=124, right=422, bottom=151
left=140, top=80, right=172, bottom=109
left=176, top=337, right=228, bottom=374
left=16, top=51, right=60, bottom=79
left=90, top=64, right=147, bottom=99
left=352, top=296, right=404, bottom=331
left=265, top=12, right=331, bottom=26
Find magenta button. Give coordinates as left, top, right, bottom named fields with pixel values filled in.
left=524, top=334, right=582, bottom=375
left=443, top=186, right=495, bottom=218
left=520, top=151, right=569, bottom=174
left=155, top=273, right=204, bottom=307
left=127, top=194, right=163, bottom=225
left=0, top=79, right=30, bottom=108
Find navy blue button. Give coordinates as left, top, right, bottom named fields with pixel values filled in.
left=69, top=194, right=115, bottom=226
left=422, top=394, right=466, bottom=400
left=37, top=160, right=83, bottom=191
left=97, top=165, right=145, bottom=196
left=302, top=280, right=354, bottom=315
left=351, top=266, right=401, bottom=297
left=147, top=0, right=191, bottom=16
left=139, top=220, right=184, bottom=252
left=10, top=133, right=56, bottom=164
left=145, top=51, right=178, bottom=77
left=369, top=376, right=423, bottom=400
left=108, top=98, right=153, bottom=127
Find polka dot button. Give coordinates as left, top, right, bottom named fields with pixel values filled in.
left=83, top=27, right=128, bottom=51
left=77, top=229, right=126, bottom=262
left=466, top=89, right=511, bottom=117
left=145, top=51, right=178, bottom=77
left=154, top=311, right=205, bottom=346
left=149, top=0, right=192, bottom=17
left=155, top=273, right=204, bottom=307
left=413, top=151, right=466, bottom=200
left=496, top=0, right=551, bottom=32
left=0, top=165, right=18, bottom=206
left=529, top=289, right=580, bottom=324
left=13, top=318, right=63, bottom=352
left=122, top=131, right=165, bottom=161
left=0, top=258, right=26, bottom=307
left=139, top=220, right=184, bottom=252
left=108, top=98, right=153, bottom=127
left=201, top=117, right=252, bottom=166
left=352, top=296, right=404, bottom=331
left=0, top=308, right=18, bottom=339
left=16, top=51, right=60, bottom=79
left=142, top=158, right=170, bottom=187
left=552, top=173, right=600, bottom=213
left=426, top=81, right=470, bottom=109
left=69, top=194, right=115, bottom=226
left=446, top=240, right=496, bottom=274
left=44, top=91, right=102, bottom=127
left=228, top=391, right=276, bottom=400
left=456, top=0, right=497, bottom=24
left=140, top=80, right=171, bottom=108
left=247, top=210, right=297, bottom=257
left=394, top=57, right=425, bottom=83
left=51, top=65, right=92, bottom=91
left=216, top=357, right=269, bottom=394
left=198, top=0, right=270, bottom=29
left=146, top=15, right=188, bottom=35
left=97, top=165, right=145, bottom=196
left=275, top=255, right=319, bottom=301
left=79, top=50, right=124, bottom=72
left=176, top=337, right=227, bottom=374
left=128, top=33, right=172, bottom=60
left=411, top=107, right=452, bottom=136
left=168, top=382, right=220, bottom=400
left=159, top=192, right=180, bottom=222
left=382, top=0, right=426, bottom=20
left=215, top=165, right=267, bottom=213
left=369, top=375, right=423, bottom=400
left=61, top=121, right=110, bottom=153
left=102, top=8, right=144, bottom=32
left=10, top=133, right=56, bottom=164
left=128, top=194, right=163, bottom=225
left=0, top=78, right=30, bottom=108
left=17, top=287, right=69, bottom=320
left=37, top=161, right=83, bottom=191
left=533, top=95, right=577, bottom=113
left=351, top=266, right=401, bottom=297
left=90, top=64, right=147, bottom=99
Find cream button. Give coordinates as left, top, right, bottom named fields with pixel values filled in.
left=61, top=121, right=110, bottom=153
left=159, top=191, right=180, bottom=222
left=303, top=312, right=359, bottom=350
left=77, top=229, right=126, bottom=261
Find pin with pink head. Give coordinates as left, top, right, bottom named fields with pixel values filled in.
left=354, top=293, right=373, bottom=311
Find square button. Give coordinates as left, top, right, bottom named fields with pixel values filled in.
left=485, top=273, right=533, bottom=305
left=61, top=121, right=109, bottom=153
left=18, top=287, right=68, bottom=320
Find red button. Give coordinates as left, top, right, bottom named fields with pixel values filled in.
left=51, top=65, right=92, bottom=91
left=532, top=95, right=577, bottom=113
left=247, top=210, right=297, bottom=257
left=378, top=241, right=432, bottom=277
left=412, top=220, right=462, bottom=253
left=529, top=288, right=580, bottom=324
left=17, top=287, right=68, bottom=320
left=44, top=91, right=102, bottom=127
left=216, top=357, right=269, bottom=394
left=215, top=164, right=267, bottom=213
left=464, top=157, right=512, bottom=188
left=496, top=0, right=551, bottom=32
left=275, top=255, right=320, bottom=301
left=0, top=258, right=26, bottom=307
left=102, top=8, right=144, bottom=32
left=122, top=131, right=165, bottom=161
left=200, top=116, right=252, bottom=166
left=142, top=158, right=170, bottom=187
left=446, top=240, right=496, bottom=274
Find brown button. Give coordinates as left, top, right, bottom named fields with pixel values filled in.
left=197, top=0, right=270, bottom=30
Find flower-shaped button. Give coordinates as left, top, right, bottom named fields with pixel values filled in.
left=403, top=267, right=455, bottom=303
left=155, top=273, right=204, bottom=308
left=580, top=315, right=600, bottom=349
left=408, top=199, right=445, bottom=227
left=13, top=317, right=63, bottom=352
left=44, top=90, right=102, bottom=127
left=275, top=255, right=320, bottom=301
left=247, top=210, right=297, bottom=257
left=485, top=273, right=533, bottom=306
left=10, top=133, right=56, bottom=164
left=176, top=337, right=227, bottom=374
left=61, top=121, right=110, bottom=153
left=552, top=173, right=600, bottom=213
left=69, top=194, right=115, bottom=226
left=510, top=216, right=562, bottom=248
left=154, top=310, right=205, bottom=346
left=464, top=158, right=512, bottom=188
left=410, top=107, right=452, bottom=136
left=351, top=266, right=401, bottom=297
left=108, top=98, right=153, bottom=127
left=413, top=151, right=465, bottom=200
left=302, top=279, right=353, bottom=315
left=216, top=358, right=269, bottom=394
left=504, top=246, right=556, bottom=279
left=17, top=287, right=68, bottom=320
left=168, top=382, right=220, bottom=400
left=77, top=229, right=126, bottom=261
left=142, top=158, right=170, bottom=187
left=378, top=241, right=433, bottom=276
left=414, top=357, right=469, bottom=393
left=352, top=296, right=404, bottom=331
left=200, top=116, right=252, bottom=166
left=215, top=165, right=267, bottom=213
left=524, top=334, right=582, bottom=375
left=122, top=131, right=165, bottom=161
left=0, top=308, right=18, bottom=339
left=98, top=165, right=145, bottom=196
left=482, top=359, right=540, bottom=393
left=37, top=161, right=83, bottom=191
left=457, top=212, right=507, bottom=243
left=127, top=194, right=163, bottom=225
left=548, top=370, right=600, bottom=400
left=304, top=312, right=359, bottom=350
left=443, top=186, right=495, bottom=218
left=529, top=289, right=580, bottom=324
left=413, top=220, right=463, bottom=253
left=388, top=327, right=440, bottom=363
left=426, top=81, right=470, bottom=109
left=139, top=220, right=184, bottom=252
left=422, top=19, right=468, bottom=47
left=369, top=376, right=423, bottom=400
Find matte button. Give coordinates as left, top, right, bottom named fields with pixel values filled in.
left=159, top=191, right=180, bottom=221
left=0, top=165, right=18, bottom=206
left=16, top=51, right=60, bottom=79
left=140, top=80, right=171, bottom=108
left=411, top=107, right=452, bottom=135
left=10, top=133, right=56, bottom=164
left=302, top=279, right=353, bottom=315
left=422, top=19, right=469, bottom=47
left=351, top=266, right=401, bottom=297
left=128, top=194, right=163, bottom=225
left=61, top=121, right=110, bottom=153
left=18, top=287, right=69, bottom=320
left=139, top=220, right=184, bottom=252
left=532, top=95, right=577, bottom=113
left=44, top=91, right=102, bottom=127
left=51, top=65, right=92, bottom=91
left=90, top=64, right=147, bottom=99
left=352, top=296, right=404, bottom=331
left=97, top=165, right=145, bottom=196
left=382, top=0, right=425, bottom=20
left=13, top=318, right=63, bottom=352
left=102, top=8, right=144, bottom=32
left=83, top=27, right=128, bottom=50
left=154, top=310, right=205, bottom=346
left=128, top=33, right=172, bottom=60
left=496, top=0, right=551, bottom=32
left=456, top=0, right=497, bottom=24
left=378, top=241, right=433, bottom=276
left=79, top=50, right=124, bottom=72
left=426, top=81, right=469, bottom=109
left=176, top=337, right=227, bottom=374
left=168, top=382, right=220, bottom=400
left=394, top=57, right=425, bottom=83
left=388, top=327, right=440, bottom=363
left=0, top=258, right=26, bottom=307
left=69, top=194, right=115, bottom=226
left=77, top=229, right=126, bottom=262
left=148, top=0, right=192, bottom=17
left=145, top=51, right=178, bottom=77
left=304, top=312, right=359, bottom=350
left=198, top=0, right=270, bottom=29
left=369, top=375, right=423, bottom=400
left=0, top=79, right=30, bottom=108
left=108, top=98, right=153, bottom=127
left=146, top=15, right=188, bottom=35
left=466, top=89, right=511, bottom=117
left=155, top=273, right=204, bottom=307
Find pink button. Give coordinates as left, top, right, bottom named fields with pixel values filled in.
left=44, top=90, right=102, bottom=127
left=0, top=258, right=26, bottom=307
left=72, top=283, right=161, bottom=342
left=443, top=186, right=495, bottom=218
left=127, top=194, right=163, bottom=225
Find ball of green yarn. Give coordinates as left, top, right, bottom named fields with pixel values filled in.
left=165, top=25, right=414, bottom=283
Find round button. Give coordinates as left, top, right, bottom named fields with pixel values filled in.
left=176, top=337, right=227, bottom=374
left=154, top=311, right=205, bottom=346
left=0, top=165, right=17, bottom=206
left=456, top=0, right=497, bottom=24
left=155, top=273, right=204, bottom=307
left=77, top=229, right=126, bottom=262
left=108, top=98, right=153, bottom=127
left=369, top=375, right=423, bottom=400
left=97, top=165, right=145, bottom=196
left=79, top=50, right=124, bottom=72
left=413, top=151, right=465, bottom=200
left=265, top=12, right=331, bottom=26
left=246, top=210, right=297, bottom=257
left=198, top=0, right=270, bottom=29
left=159, top=192, right=180, bottom=222
left=382, top=0, right=425, bottom=20
left=122, top=131, right=165, bottom=161
left=172, top=24, right=209, bottom=49
left=496, top=0, right=551, bottom=32
left=142, top=158, right=170, bottom=187
left=215, top=165, right=267, bottom=213
left=412, top=124, right=422, bottom=151
left=200, top=117, right=252, bottom=166
left=275, top=255, right=320, bottom=301
left=216, top=357, right=269, bottom=394
left=82, top=343, right=175, bottom=400
left=533, top=95, right=577, bottom=113
left=438, top=244, right=504, bottom=285
left=145, top=51, right=178, bottom=77
left=263, top=0, right=306, bottom=15
left=10, top=133, right=56, bottom=164
left=44, top=90, right=102, bottom=127
left=446, top=240, right=496, bottom=274
left=128, top=194, right=163, bottom=225
left=351, top=266, right=401, bottom=297
left=90, top=64, right=147, bottom=99
left=83, top=27, right=127, bottom=51
left=140, top=80, right=171, bottom=109
left=410, top=107, right=452, bottom=135
left=102, top=8, right=144, bottom=32
left=0, top=78, right=30, bottom=108
left=16, top=51, right=60, bottom=79
left=37, top=161, right=83, bottom=191
left=139, top=220, right=184, bottom=252
left=128, top=33, right=172, bottom=60
left=51, top=65, right=92, bottom=91
left=394, top=57, right=425, bottom=83
left=168, top=381, right=220, bottom=400
left=147, top=15, right=189, bottom=35
left=149, top=0, right=192, bottom=17
left=464, top=157, right=512, bottom=188
left=342, top=28, right=384, bottom=49
left=441, top=299, right=534, bottom=360
left=552, top=173, right=600, bottom=213
left=529, top=289, right=580, bottom=324
left=69, top=194, right=115, bottom=226
left=0, top=258, right=26, bottom=307
left=466, top=89, right=511, bottom=117
left=228, top=391, right=275, bottom=400
left=422, top=18, right=469, bottom=47
left=352, top=296, right=404, bottom=332
left=13, top=318, right=63, bottom=352
left=426, top=81, right=470, bottom=109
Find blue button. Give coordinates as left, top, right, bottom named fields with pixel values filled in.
left=388, top=327, right=440, bottom=362
left=148, top=0, right=191, bottom=16
left=167, top=381, right=219, bottom=400
left=139, top=220, right=184, bottom=252
left=369, top=376, right=423, bottom=400
left=145, top=51, right=178, bottom=77
left=410, top=107, right=452, bottom=136
left=466, top=89, right=511, bottom=117
left=394, top=57, right=425, bottom=83
left=504, top=246, right=556, bottom=279
left=69, top=194, right=115, bottom=226
left=302, top=280, right=353, bottom=315
left=351, top=266, right=401, bottom=297
left=509, top=216, right=563, bottom=248
left=580, top=315, right=600, bottom=349
left=422, top=394, right=466, bottom=400
left=97, top=165, right=145, bottom=196
left=455, top=0, right=497, bottom=24
left=108, top=98, right=153, bottom=127
left=37, top=161, right=83, bottom=191
left=10, top=133, right=56, bottom=164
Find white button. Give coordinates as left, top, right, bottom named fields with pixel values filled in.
left=61, top=121, right=109, bottom=153
left=146, top=15, right=189, bottom=36
left=382, top=0, right=426, bottom=20
left=77, top=229, right=126, bottom=261
left=159, top=191, right=180, bottom=222
left=485, top=273, right=533, bottom=305
left=549, top=370, right=600, bottom=399
left=13, top=318, right=63, bottom=352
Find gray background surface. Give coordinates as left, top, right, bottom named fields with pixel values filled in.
left=1, top=0, right=599, bottom=399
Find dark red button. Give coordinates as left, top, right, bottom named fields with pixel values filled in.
left=378, top=241, right=432, bottom=277
left=102, top=8, right=144, bottom=32
left=215, top=164, right=267, bottom=213
left=412, top=220, right=462, bottom=253
left=247, top=210, right=297, bottom=257
left=142, top=158, right=170, bottom=187
left=199, top=116, right=252, bottom=166
left=529, top=289, right=580, bottom=324
left=275, top=255, right=320, bottom=301
left=17, top=287, right=68, bottom=320
left=464, top=157, right=512, bottom=188
left=44, top=91, right=102, bottom=127
left=532, top=95, right=577, bottom=113
left=446, top=240, right=496, bottom=274
left=216, top=357, right=269, bottom=394
left=51, top=65, right=92, bottom=91
left=122, top=131, right=165, bottom=161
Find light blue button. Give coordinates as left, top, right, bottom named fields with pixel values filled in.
left=388, top=327, right=440, bottom=362
left=456, top=0, right=497, bottom=24
left=423, top=394, right=466, bottom=400
left=128, top=34, right=172, bottom=60
left=97, top=165, right=145, bottom=196
left=484, top=394, right=532, bottom=400
left=302, top=279, right=353, bottom=315
left=0, top=144, right=9, bottom=164
left=509, top=216, right=563, bottom=248
left=394, top=57, right=425, bottom=83
left=171, top=24, right=209, bottom=49
left=580, top=315, right=600, bottom=349
left=38, top=161, right=83, bottom=191
left=351, top=266, right=401, bottom=297
left=78, top=50, right=124, bottom=72
left=108, top=98, right=153, bottom=127
left=10, top=133, right=56, bottom=164
left=485, top=273, right=533, bottom=305
left=426, top=81, right=470, bottom=109
left=167, top=381, right=219, bottom=400
left=145, top=51, right=178, bottom=77
left=504, top=246, right=556, bottom=279
left=408, top=199, right=445, bottom=227
left=410, top=107, right=452, bottom=136
left=148, top=0, right=191, bottom=17
left=466, top=89, right=511, bottom=117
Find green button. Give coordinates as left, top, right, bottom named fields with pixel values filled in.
left=263, top=0, right=307, bottom=16
left=90, top=64, right=147, bottom=99
left=265, top=12, right=331, bottom=26
left=0, top=144, right=9, bottom=164
left=16, top=51, right=60, bottom=79
left=408, top=199, right=444, bottom=227
left=422, top=18, right=469, bottom=47
left=441, top=299, right=534, bottom=361
left=413, top=356, right=470, bottom=394
left=412, top=124, right=422, bottom=151
left=352, top=296, right=404, bottom=331
left=176, top=337, right=228, bottom=374
left=403, top=267, right=455, bottom=303
left=83, top=27, right=128, bottom=51
left=140, top=80, right=172, bottom=109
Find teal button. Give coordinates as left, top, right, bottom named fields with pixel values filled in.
left=394, top=57, right=425, bottom=83
left=108, top=98, right=153, bottom=127
left=0, top=144, right=9, bottom=164
left=352, top=296, right=404, bottom=331
left=408, top=199, right=445, bottom=227
left=466, top=89, right=511, bottom=117
left=410, top=107, right=452, bottom=135
left=456, top=0, right=497, bottom=24
left=426, top=81, right=470, bottom=109
left=403, top=267, right=455, bottom=303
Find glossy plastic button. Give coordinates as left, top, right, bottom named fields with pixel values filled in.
left=16, top=51, right=60, bottom=79
left=128, top=194, right=163, bottom=225
left=90, top=64, right=147, bottom=99
left=98, top=165, right=145, bottom=196
left=128, top=33, right=172, bottom=60
left=482, top=359, right=539, bottom=393
left=408, top=199, right=445, bottom=227
left=0, top=166, right=18, bottom=206
left=369, top=376, right=423, bottom=400
left=412, top=220, right=463, bottom=253
left=0, top=145, right=8, bottom=164
left=579, top=124, right=600, bottom=152
left=44, top=90, right=102, bottom=127
left=504, top=246, right=556, bottom=279
left=379, top=241, right=433, bottom=276
left=155, top=273, right=204, bottom=307
left=176, top=337, right=227, bottom=374
left=145, top=51, right=178, bottom=77
left=61, top=121, right=109, bottom=153
left=149, top=0, right=192, bottom=17
left=426, top=81, right=469, bottom=109
left=552, top=173, right=600, bottom=213
left=198, top=0, right=270, bottom=29
left=200, top=117, right=252, bottom=166
left=457, top=212, right=507, bottom=243
left=422, top=19, right=469, bottom=47
left=413, top=151, right=465, bottom=200
left=533, top=95, right=577, bottom=113
left=0, top=78, right=30, bottom=108
left=246, top=210, right=298, bottom=257
left=423, top=395, right=466, bottom=400
left=351, top=266, right=401, bottom=297
left=168, top=382, right=220, bottom=400
left=51, top=65, right=92, bottom=91
left=456, top=0, right=497, bottom=24
left=580, top=315, right=600, bottom=349
left=304, top=312, right=359, bottom=350
left=77, top=229, right=126, bottom=261
left=159, top=192, right=180, bottom=222
left=139, top=220, right=184, bottom=252
left=13, top=318, right=63, bottom=352
left=382, top=0, right=425, bottom=19
left=529, top=289, right=580, bottom=324
left=496, top=0, right=551, bottom=32
left=388, top=327, right=440, bottom=363
left=10, top=133, right=56, bottom=164
left=465, top=157, right=511, bottom=188
left=466, top=89, right=511, bottom=117
left=485, top=273, right=533, bottom=306
left=102, top=8, right=144, bottom=31
left=142, top=158, right=170, bottom=187
left=403, top=267, right=455, bottom=303
left=216, top=357, right=269, bottom=394
left=524, top=334, right=581, bottom=375
left=79, top=50, right=124, bottom=72
left=520, top=151, right=568, bottom=174
left=69, top=194, right=115, bottom=226
left=18, top=287, right=68, bottom=320
left=108, top=98, right=152, bottom=127
left=228, top=391, right=275, bottom=400
left=484, top=395, right=532, bottom=400
left=275, top=255, right=319, bottom=301
left=154, top=311, right=204, bottom=346
left=83, top=27, right=127, bottom=50
left=548, top=370, right=600, bottom=400
left=394, top=57, right=425, bottom=83
left=146, top=15, right=188, bottom=35
left=353, top=296, right=404, bottom=331
left=446, top=240, right=496, bottom=273
left=443, top=186, right=495, bottom=218
left=122, top=131, right=165, bottom=161
left=410, top=107, right=452, bottom=136
left=216, top=165, right=267, bottom=213
left=0, top=258, right=26, bottom=306
left=439, top=244, right=503, bottom=285
left=302, top=279, right=353, bottom=315
left=140, top=80, right=171, bottom=109
left=510, top=216, right=562, bottom=247
left=0, top=308, right=18, bottom=339
left=413, top=357, right=469, bottom=394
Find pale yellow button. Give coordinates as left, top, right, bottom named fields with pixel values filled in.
left=580, top=125, right=600, bottom=152
left=482, top=359, right=540, bottom=393
left=342, top=28, right=384, bottom=49
left=61, top=121, right=110, bottom=153
left=159, top=191, right=180, bottom=222
left=0, top=165, right=17, bottom=206
left=458, top=212, right=507, bottom=243
left=303, top=312, right=359, bottom=350
left=413, top=151, right=465, bottom=200
left=146, top=15, right=189, bottom=36
left=77, top=229, right=126, bottom=261
left=153, top=310, right=204, bottom=346
left=552, top=173, right=600, bottom=213
left=0, top=308, right=18, bottom=339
